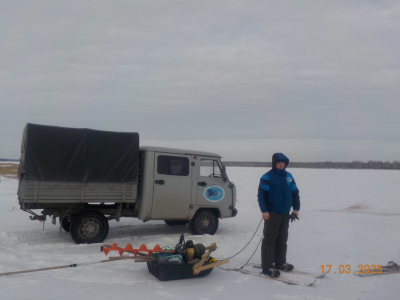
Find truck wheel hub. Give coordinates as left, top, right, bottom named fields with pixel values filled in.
left=201, top=219, right=210, bottom=227
left=80, top=218, right=100, bottom=238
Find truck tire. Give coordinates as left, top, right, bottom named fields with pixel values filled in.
left=70, top=211, right=109, bottom=244
left=164, top=220, right=189, bottom=226
left=59, top=217, right=71, bottom=232
left=189, top=209, right=219, bottom=235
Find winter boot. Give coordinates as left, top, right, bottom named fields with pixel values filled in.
left=262, top=268, right=281, bottom=278
left=275, top=263, right=294, bottom=272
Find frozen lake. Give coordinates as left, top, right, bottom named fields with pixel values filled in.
left=0, top=167, right=399, bottom=300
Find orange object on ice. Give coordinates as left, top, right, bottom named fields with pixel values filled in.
left=102, top=243, right=174, bottom=257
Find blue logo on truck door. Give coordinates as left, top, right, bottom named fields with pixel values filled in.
left=203, top=186, right=225, bottom=202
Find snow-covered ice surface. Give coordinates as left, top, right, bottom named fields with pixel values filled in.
left=0, top=167, right=399, bottom=300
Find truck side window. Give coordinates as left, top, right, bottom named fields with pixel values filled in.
left=157, top=156, right=189, bottom=176
left=200, top=160, right=222, bottom=178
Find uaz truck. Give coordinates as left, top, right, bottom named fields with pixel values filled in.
left=17, top=124, right=238, bottom=244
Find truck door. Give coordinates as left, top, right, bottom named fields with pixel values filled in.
left=151, top=153, right=192, bottom=219
left=196, top=158, right=232, bottom=218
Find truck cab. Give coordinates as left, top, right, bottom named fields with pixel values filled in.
left=138, top=146, right=237, bottom=235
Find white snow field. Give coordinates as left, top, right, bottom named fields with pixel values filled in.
left=0, top=167, right=399, bottom=300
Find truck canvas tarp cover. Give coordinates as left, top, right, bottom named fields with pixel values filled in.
left=19, top=123, right=139, bottom=183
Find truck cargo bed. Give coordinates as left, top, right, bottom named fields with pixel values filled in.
left=19, top=179, right=137, bottom=203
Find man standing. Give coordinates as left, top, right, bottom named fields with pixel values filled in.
left=257, top=153, right=300, bottom=278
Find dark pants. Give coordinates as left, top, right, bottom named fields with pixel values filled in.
left=261, top=211, right=290, bottom=269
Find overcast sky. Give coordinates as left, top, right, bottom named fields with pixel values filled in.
left=1, top=1, right=399, bottom=162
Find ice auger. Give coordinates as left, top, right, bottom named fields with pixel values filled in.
left=101, top=243, right=174, bottom=257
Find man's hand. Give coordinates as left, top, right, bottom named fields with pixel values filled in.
left=262, top=212, right=270, bottom=220
left=289, top=210, right=299, bottom=222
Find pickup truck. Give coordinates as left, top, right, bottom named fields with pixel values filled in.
left=17, top=124, right=238, bottom=244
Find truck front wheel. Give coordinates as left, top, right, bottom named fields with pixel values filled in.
left=189, top=209, right=219, bottom=235
left=70, top=211, right=109, bottom=244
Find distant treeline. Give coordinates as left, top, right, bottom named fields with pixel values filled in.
left=223, top=161, right=400, bottom=170
left=1, top=159, right=399, bottom=169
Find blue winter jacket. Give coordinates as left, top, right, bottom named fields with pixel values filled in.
left=257, top=153, right=300, bottom=214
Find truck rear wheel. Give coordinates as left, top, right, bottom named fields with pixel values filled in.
left=189, top=209, right=219, bottom=235
left=70, top=211, right=109, bottom=244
